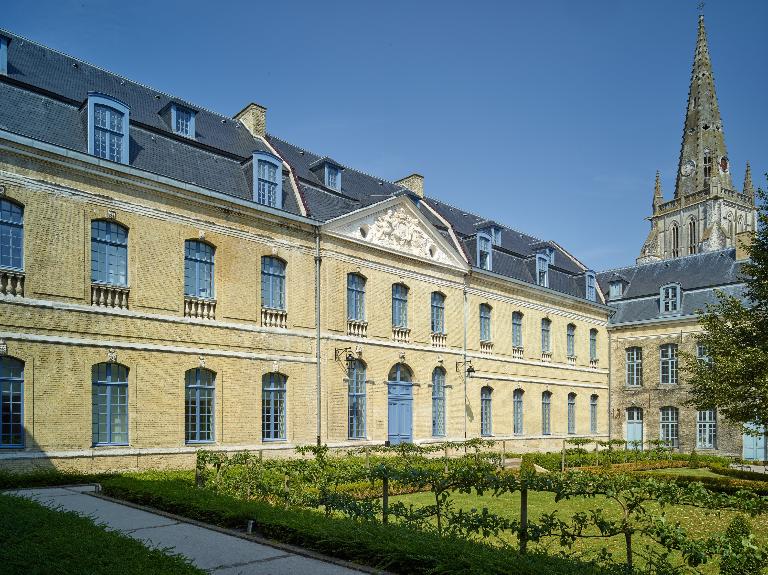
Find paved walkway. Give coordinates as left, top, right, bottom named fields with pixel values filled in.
left=7, top=485, right=368, bottom=575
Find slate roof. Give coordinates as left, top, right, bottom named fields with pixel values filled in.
left=597, top=249, right=748, bottom=324
left=0, top=28, right=602, bottom=305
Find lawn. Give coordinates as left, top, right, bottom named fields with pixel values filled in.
left=0, top=493, right=204, bottom=575
left=392, top=483, right=768, bottom=573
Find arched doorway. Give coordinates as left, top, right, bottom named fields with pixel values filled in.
left=387, top=363, right=413, bottom=445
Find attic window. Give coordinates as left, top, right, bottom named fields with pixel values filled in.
left=585, top=271, right=596, bottom=302
left=536, top=254, right=549, bottom=288
left=477, top=233, right=492, bottom=271
left=325, top=164, right=341, bottom=191
left=253, top=151, right=283, bottom=208
left=172, top=104, right=195, bottom=138
left=660, top=283, right=681, bottom=315
left=0, top=35, right=9, bottom=76
left=87, top=93, right=130, bottom=164
left=609, top=280, right=624, bottom=300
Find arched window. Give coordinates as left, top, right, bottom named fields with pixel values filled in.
left=261, top=257, right=286, bottom=310
left=566, top=324, right=576, bottom=357
left=626, top=347, right=643, bottom=387
left=541, top=318, right=551, bottom=353
left=432, top=367, right=446, bottom=437
left=91, top=220, right=128, bottom=286
left=92, top=362, right=129, bottom=445
left=87, top=94, right=130, bottom=164
left=185, top=368, right=215, bottom=443
left=262, top=373, right=287, bottom=441
left=431, top=292, right=445, bottom=335
left=0, top=199, right=23, bottom=270
left=392, top=283, right=409, bottom=328
left=567, top=392, right=576, bottom=435
left=479, top=304, right=492, bottom=342
left=590, top=394, right=598, bottom=434
left=626, top=407, right=643, bottom=449
left=541, top=391, right=552, bottom=435
left=513, top=389, right=524, bottom=435
left=512, top=312, right=523, bottom=349
left=184, top=240, right=215, bottom=299
left=348, top=359, right=366, bottom=439
left=0, top=357, right=24, bottom=448
left=670, top=222, right=680, bottom=258
left=480, top=386, right=493, bottom=436
left=388, top=363, right=412, bottom=383
left=347, top=273, right=366, bottom=322
left=660, top=343, right=678, bottom=385
left=660, top=406, right=679, bottom=448
left=589, top=329, right=598, bottom=362
left=688, top=217, right=698, bottom=255
left=696, top=409, right=717, bottom=449
left=253, top=151, right=283, bottom=208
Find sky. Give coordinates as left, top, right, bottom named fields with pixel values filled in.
left=4, top=0, right=767, bottom=271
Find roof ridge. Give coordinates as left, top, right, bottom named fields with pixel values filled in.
left=0, top=28, right=239, bottom=124
left=597, top=248, right=736, bottom=275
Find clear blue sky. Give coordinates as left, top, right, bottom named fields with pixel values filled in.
left=5, top=0, right=766, bottom=270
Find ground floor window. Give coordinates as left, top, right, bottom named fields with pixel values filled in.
left=659, top=406, right=679, bottom=448
left=432, top=367, right=446, bottom=437
left=541, top=391, right=551, bottom=435
left=481, top=386, right=492, bottom=436
left=0, top=357, right=24, bottom=448
left=185, top=368, right=215, bottom=443
left=348, top=360, right=366, bottom=439
left=92, top=362, right=129, bottom=445
left=263, top=373, right=287, bottom=441
left=697, top=409, right=717, bottom=449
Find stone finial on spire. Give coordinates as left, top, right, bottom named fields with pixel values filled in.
left=652, top=170, right=664, bottom=213
left=743, top=161, right=754, bottom=197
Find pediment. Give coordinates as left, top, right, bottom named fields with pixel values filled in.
left=323, top=197, right=468, bottom=270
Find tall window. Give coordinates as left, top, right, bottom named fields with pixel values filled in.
left=480, top=386, right=493, bottom=436
left=431, top=292, right=445, bottom=334
left=348, top=360, right=366, bottom=439
left=660, top=344, right=678, bottom=385
left=703, top=150, right=712, bottom=179
left=184, top=240, right=215, bottom=299
left=661, top=284, right=680, bottom=313
left=536, top=254, right=549, bottom=287
left=257, top=159, right=280, bottom=207
left=697, top=409, right=717, bottom=449
left=432, top=367, right=446, bottom=437
left=627, top=407, right=644, bottom=449
left=261, top=257, right=286, bottom=310
left=88, top=95, right=129, bottom=164
left=347, top=273, right=366, bottom=321
left=0, top=357, right=24, bottom=448
left=185, top=368, right=215, bottom=443
left=696, top=344, right=710, bottom=363
left=541, top=391, right=552, bottom=435
left=477, top=234, right=492, bottom=270
left=92, top=362, right=129, bottom=446
left=688, top=217, right=698, bottom=255
left=479, top=304, right=492, bottom=342
left=0, top=199, right=23, bottom=270
left=567, top=393, right=576, bottom=434
left=590, top=394, right=598, bottom=434
left=512, top=311, right=523, bottom=348
left=172, top=104, right=195, bottom=138
left=566, top=324, right=576, bottom=357
left=589, top=329, right=598, bottom=361
left=671, top=223, right=680, bottom=258
left=660, top=406, right=679, bottom=448
left=541, top=318, right=551, bottom=353
left=392, top=283, right=409, bottom=328
left=91, top=220, right=128, bottom=286
left=325, top=165, right=341, bottom=191
left=262, top=373, right=287, bottom=441
left=513, top=389, right=524, bottom=435
left=585, top=272, right=596, bottom=302
left=626, top=347, right=643, bottom=387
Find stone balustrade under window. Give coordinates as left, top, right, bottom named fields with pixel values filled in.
left=567, top=355, right=577, bottom=366
left=184, top=295, right=216, bottom=319
left=511, top=346, right=524, bottom=360
left=91, top=283, right=129, bottom=309
left=480, top=340, right=494, bottom=354
left=541, top=351, right=552, bottom=362
left=392, top=326, right=410, bottom=343
left=431, top=332, right=447, bottom=348
left=262, top=307, right=287, bottom=328
left=0, top=269, right=24, bottom=297
left=590, top=358, right=600, bottom=369
left=347, top=319, right=368, bottom=338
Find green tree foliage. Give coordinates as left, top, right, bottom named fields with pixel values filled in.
left=685, top=183, right=768, bottom=427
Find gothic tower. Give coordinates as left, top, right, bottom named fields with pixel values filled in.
left=637, top=15, right=756, bottom=264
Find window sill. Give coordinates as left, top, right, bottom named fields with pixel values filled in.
left=185, top=440, right=215, bottom=445
left=92, top=443, right=130, bottom=448
left=262, top=438, right=288, bottom=443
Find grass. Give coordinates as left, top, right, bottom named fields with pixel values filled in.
left=0, top=493, right=203, bottom=575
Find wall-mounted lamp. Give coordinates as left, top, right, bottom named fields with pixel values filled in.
left=334, top=347, right=356, bottom=370
left=455, top=360, right=475, bottom=377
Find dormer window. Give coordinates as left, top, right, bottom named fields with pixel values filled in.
left=490, top=227, right=501, bottom=246
left=87, top=93, right=130, bottom=164
left=0, top=35, right=9, bottom=76
left=545, top=247, right=555, bottom=265
left=585, top=271, right=596, bottom=302
left=253, top=151, right=283, bottom=208
left=477, top=234, right=492, bottom=271
left=660, top=283, right=681, bottom=314
left=536, top=253, right=549, bottom=287
left=609, top=280, right=624, bottom=300
left=325, top=164, right=341, bottom=191
left=172, top=104, right=195, bottom=138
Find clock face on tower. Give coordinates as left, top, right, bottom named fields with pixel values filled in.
left=681, top=159, right=696, bottom=177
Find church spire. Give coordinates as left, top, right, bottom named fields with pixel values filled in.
left=674, top=14, right=734, bottom=198
left=743, top=161, right=754, bottom=197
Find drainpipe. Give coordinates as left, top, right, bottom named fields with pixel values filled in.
left=315, top=228, right=322, bottom=446
left=463, top=275, right=469, bottom=440
left=608, top=329, right=613, bottom=440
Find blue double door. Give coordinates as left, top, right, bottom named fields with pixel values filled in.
left=743, top=424, right=767, bottom=461
left=387, top=363, right=413, bottom=445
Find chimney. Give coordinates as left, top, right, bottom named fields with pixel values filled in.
left=736, top=230, right=754, bottom=261
left=396, top=173, right=424, bottom=198
left=234, top=103, right=267, bottom=137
